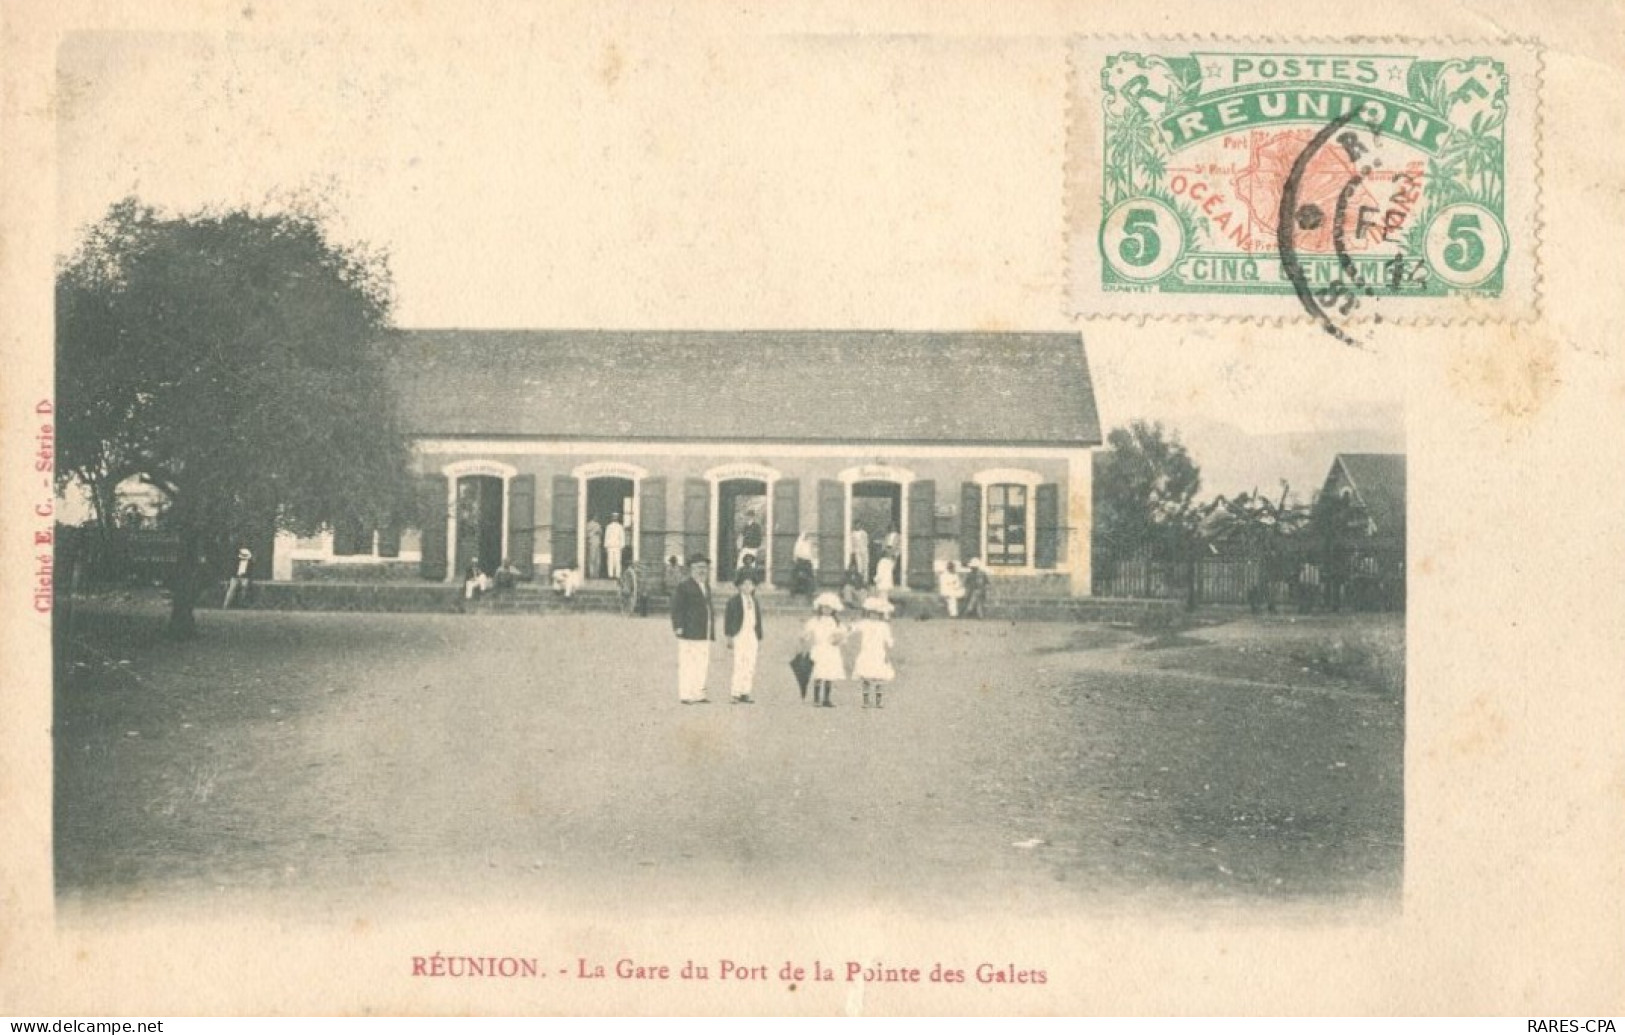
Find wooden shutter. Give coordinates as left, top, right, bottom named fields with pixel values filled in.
left=817, top=479, right=844, bottom=586
left=907, top=479, right=935, bottom=589
left=377, top=523, right=402, bottom=559
left=683, top=477, right=710, bottom=562
left=770, top=478, right=800, bottom=587
left=959, top=482, right=982, bottom=564
left=331, top=516, right=363, bottom=556
left=418, top=475, right=448, bottom=580
left=639, top=476, right=667, bottom=565
left=507, top=474, right=536, bottom=578
left=1035, top=483, right=1060, bottom=570
left=550, top=475, right=578, bottom=570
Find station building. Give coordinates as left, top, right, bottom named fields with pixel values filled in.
left=281, top=330, right=1103, bottom=596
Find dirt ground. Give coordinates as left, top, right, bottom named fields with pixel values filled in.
left=54, top=602, right=1403, bottom=917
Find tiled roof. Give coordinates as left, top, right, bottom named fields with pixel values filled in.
left=1332, top=453, right=1407, bottom=533
left=386, top=330, right=1102, bottom=448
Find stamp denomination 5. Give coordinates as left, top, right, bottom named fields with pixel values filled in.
left=1068, top=40, right=1540, bottom=326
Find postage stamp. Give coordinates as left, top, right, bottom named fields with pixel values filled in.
left=1066, top=40, right=1542, bottom=331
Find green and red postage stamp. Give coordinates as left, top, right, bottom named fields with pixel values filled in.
left=1066, top=40, right=1540, bottom=335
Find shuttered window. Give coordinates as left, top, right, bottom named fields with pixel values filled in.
left=985, top=484, right=1029, bottom=567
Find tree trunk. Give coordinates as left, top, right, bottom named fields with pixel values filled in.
left=167, top=527, right=203, bottom=638
left=91, top=473, right=118, bottom=536
left=86, top=472, right=121, bottom=582
left=1184, top=539, right=1199, bottom=611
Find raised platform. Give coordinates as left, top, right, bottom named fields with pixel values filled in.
left=207, top=579, right=1182, bottom=623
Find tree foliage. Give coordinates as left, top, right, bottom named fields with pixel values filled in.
left=1201, top=484, right=1311, bottom=551
left=1201, top=484, right=1314, bottom=608
left=57, top=198, right=414, bottom=635
left=1093, top=419, right=1204, bottom=556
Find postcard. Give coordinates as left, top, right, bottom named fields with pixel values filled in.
left=1, top=0, right=1621, bottom=1017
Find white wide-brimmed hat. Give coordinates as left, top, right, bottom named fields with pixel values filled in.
left=861, top=596, right=895, bottom=615
left=813, top=592, right=843, bottom=611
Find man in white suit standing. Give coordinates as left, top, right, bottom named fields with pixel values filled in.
left=604, top=513, right=627, bottom=580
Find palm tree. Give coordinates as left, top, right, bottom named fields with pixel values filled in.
left=1440, top=108, right=1506, bottom=207
left=1103, top=103, right=1164, bottom=204
left=1425, top=61, right=1508, bottom=208
left=1203, top=485, right=1311, bottom=612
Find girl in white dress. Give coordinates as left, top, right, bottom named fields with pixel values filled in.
left=874, top=549, right=897, bottom=599
left=853, top=596, right=896, bottom=709
left=802, top=592, right=847, bottom=708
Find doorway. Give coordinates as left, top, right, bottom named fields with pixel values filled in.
left=716, top=479, right=768, bottom=582
left=454, top=475, right=504, bottom=578
left=584, top=475, right=635, bottom=580
left=851, top=480, right=902, bottom=581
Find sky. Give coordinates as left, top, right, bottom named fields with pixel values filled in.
left=55, top=28, right=1406, bottom=499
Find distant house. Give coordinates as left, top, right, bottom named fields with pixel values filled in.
left=280, top=330, right=1104, bottom=596
left=1317, top=452, right=1406, bottom=610
left=1319, top=453, right=1406, bottom=539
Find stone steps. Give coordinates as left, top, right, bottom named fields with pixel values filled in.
left=212, top=579, right=1180, bottom=623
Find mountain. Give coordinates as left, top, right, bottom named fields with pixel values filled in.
left=1163, top=417, right=1406, bottom=505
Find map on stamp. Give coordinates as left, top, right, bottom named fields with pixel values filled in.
left=1066, top=41, right=1540, bottom=328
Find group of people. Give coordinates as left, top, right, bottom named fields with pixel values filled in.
left=464, top=556, right=524, bottom=600
left=788, top=530, right=994, bottom=620
left=800, top=590, right=896, bottom=709
left=583, top=514, right=630, bottom=580
left=937, top=558, right=991, bottom=619
left=546, top=511, right=630, bottom=594
left=810, top=528, right=898, bottom=611
left=847, top=526, right=901, bottom=594
left=669, top=554, right=757, bottom=705
left=838, top=552, right=898, bottom=610
left=669, top=553, right=898, bottom=709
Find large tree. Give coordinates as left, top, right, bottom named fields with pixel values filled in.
left=1093, top=419, right=1204, bottom=557
left=57, top=198, right=414, bottom=636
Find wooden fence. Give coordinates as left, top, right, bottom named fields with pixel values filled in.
left=1093, top=541, right=1405, bottom=611
left=1092, top=555, right=1254, bottom=605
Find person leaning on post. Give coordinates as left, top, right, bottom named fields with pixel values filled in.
left=670, top=553, right=716, bottom=704
left=222, top=547, right=253, bottom=609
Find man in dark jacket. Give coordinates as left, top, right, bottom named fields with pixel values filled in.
left=670, top=554, right=714, bottom=704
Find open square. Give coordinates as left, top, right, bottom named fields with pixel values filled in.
left=56, top=605, right=1402, bottom=915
